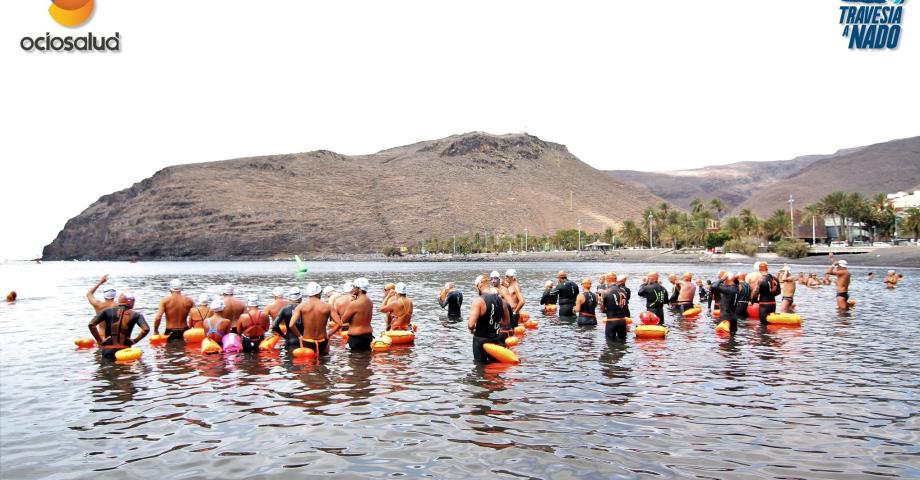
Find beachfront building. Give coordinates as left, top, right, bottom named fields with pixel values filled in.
left=887, top=190, right=920, bottom=212
left=793, top=210, right=829, bottom=245
left=823, top=215, right=870, bottom=243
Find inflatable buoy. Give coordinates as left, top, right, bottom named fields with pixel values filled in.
left=340, top=331, right=349, bottom=342
left=74, top=338, right=96, bottom=348
left=149, top=334, right=168, bottom=345
left=682, top=307, right=701, bottom=318
left=635, top=325, right=668, bottom=339
left=747, top=303, right=759, bottom=318
left=513, top=325, right=526, bottom=336
left=183, top=328, right=205, bottom=343
left=222, top=333, right=242, bottom=353
left=639, top=311, right=660, bottom=325
left=715, top=320, right=730, bottom=334
left=201, top=337, right=222, bottom=355
left=280, top=324, right=288, bottom=335
left=712, top=309, right=721, bottom=318
left=115, top=348, right=143, bottom=362
left=293, top=346, right=315, bottom=358
left=504, top=336, right=520, bottom=346
left=625, top=317, right=633, bottom=325
left=383, top=330, right=415, bottom=345
left=524, top=320, right=538, bottom=329
left=483, top=343, right=520, bottom=364
left=766, top=313, right=802, bottom=325
left=259, top=335, right=280, bottom=350
left=544, top=304, right=557, bottom=315
left=520, top=312, right=531, bottom=322
left=371, top=336, right=392, bottom=352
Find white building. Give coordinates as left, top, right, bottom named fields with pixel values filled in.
left=887, top=190, right=920, bottom=210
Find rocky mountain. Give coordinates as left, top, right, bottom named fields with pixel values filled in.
left=43, top=132, right=664, bottom=260
left=607, top=154, right=836, bottom=212
left=737, top=136, right=920, bottom=216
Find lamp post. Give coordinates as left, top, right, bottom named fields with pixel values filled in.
left=524, top=227, right=528, bottom=252
left=577, top=220, right=582, bottom=253
left=788, top=195, right=795, bottom=240
left=812, top=214, right=816, bottom=246
left=648, top=213, right=654, bottom=249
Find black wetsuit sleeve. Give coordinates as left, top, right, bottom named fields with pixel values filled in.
left=438, top=295, right=448, bottom=309
left=271, top=308, right=286, bottom=335
left=638, top=284, right=650, bottom=299
left=669, top=285, right=680, bottom=303
left=456, top=292, right=463, bottom=308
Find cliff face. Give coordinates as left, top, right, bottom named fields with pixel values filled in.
left=43, top=132, right=664, bottom=260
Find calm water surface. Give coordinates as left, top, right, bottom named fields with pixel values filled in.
left=1, top=261, right=918, bottom=479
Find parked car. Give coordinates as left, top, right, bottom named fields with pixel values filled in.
left=830, top=241, right=848, bottom=248
left=872, top=242, right=891, bottom=247
left=852, top=241, right=869, bottom=247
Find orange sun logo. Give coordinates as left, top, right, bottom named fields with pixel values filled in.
left=49, top=0, right=95, bottom=27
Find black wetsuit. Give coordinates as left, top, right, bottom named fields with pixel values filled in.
left=700, top=283, right=711, bottom=310
left=540, top=288, right=557, bottom=307
left=576, top=291, right=598, bottom=326
left=439, top=290, right=463, bottom=318
left=756, top=274, right=780, bottom=324
left=637, top=282, right=668, bottom=325
left=472, top=293, right=508, bottom=363
left=92, top=306, right=149, bottom=360
left=551, top=280, right=579, bottom=317
left=710, top=280, right=739, bottom=333
left=735, top=282, right=751, bottom=319
left=271, top=304, right=300, bottom=349
left=603, top=285, right=630, bottom=340
left=669, top=283, right=681, bottom=306
left=619, top=285, right=632, bottom=319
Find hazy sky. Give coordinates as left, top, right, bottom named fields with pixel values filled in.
left=1, top=0, right=918, bottom=259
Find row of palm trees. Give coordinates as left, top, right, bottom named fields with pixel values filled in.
left=802, top=191, right=899, bottom=242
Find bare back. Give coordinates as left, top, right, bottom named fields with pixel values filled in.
left=188, top=305, right=211, bottom=329
left=266, top=299, right=291, bottom=321
left=223, top=295, right=247, bottom=327
left=678, top=280, right=696, bottom=303
left=156, top=293, right=195, bottom=331
left=383, top=296, right=414, bottom=330
left=506, top=281, right=525, bottom=313
left=342, top=293, right=373, bottom=336
left=293, top=298, right=333, bottom=340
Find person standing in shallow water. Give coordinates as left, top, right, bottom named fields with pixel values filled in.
left=88, top=294, right=150, bottom=361
left=637, top=272, right=668, bottom=325
left=468, top=274, right=510, bottom=363
left=710, top=273, right=740, bottom=333
left=340, top=278, right=374, bottom=351
left=438, top=282, right=463, bottom=318
left=601, top=277, right=629, bottom=340
left=380, top=282, right=413, bottom=331
left=153, top=279, right=195, bottom=341
left=238, top=295, right=268, bottom=352
left=826, top=255, right=853, bottom=310
left=574, top=278, right=598, bottom=326
left=551, top=271, right=579, bottom=318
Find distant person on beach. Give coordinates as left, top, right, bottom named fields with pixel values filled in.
left=289, top=282, right=335, bottom=356
left=676, top=273, right=697, bottom=313
left=884, top=270, right=900, bottom=288
left=266, top=286, right=290, bottom=324
left=238, top=295, right=269, bottom=352
left=551, top=271, right=579, bottom=317
left=272, top=287, right=303, bottom=349
left=381, top=282, right=413, bottom=330
left=153, top=279, right=195, bottom=341
left=574, top=278, right=598, bottom=326
left=438, top=282, right=463, bottom=318
left=203, top=299, right=231, bottom=342
left=827, top=255, right=853, bottom=310
left=751, top=262, right=780, bottom=323
left=88, top=294, right=150, bottom=361
left=735, top=272, right=751, bottom=319
left=600, top=276, right=629, bottom=340
left=468, top=274, right=510, bottom=363
left=778, top=265, right=796, bottom=313
left=638, top=272, right=668, bottom=325
left=502, top=269, right=525, bottom=328
left=340, top=278, right=374, bottom=351
left=188, top=293, right=211, bottom=329
left=710, top=272, right=740, bottom=333
left=221, top=284, right=247, bottom=332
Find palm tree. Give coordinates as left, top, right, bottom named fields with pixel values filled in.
left=818, top=191, right=847, bottom=242
left=689, top=198, right=705, bottom=216
left=764, top=209, right=791, bottom=240
left=904, top=208, right=920, bottom=239
left=739, top=208, right=758, bottom=236
left=661, top=224, right=683, bottom=250
left=721, top=216, right=744, bottom=240
left=618, top=220, right=645, bottom=247
left=687, top=218, right=709, bottom=247
left=657, top=202, right=671, bottom=223
left=709, top=198, right=726, bottom=220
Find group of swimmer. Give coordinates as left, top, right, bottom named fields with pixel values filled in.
left=76, top=254, right=902, bottom=364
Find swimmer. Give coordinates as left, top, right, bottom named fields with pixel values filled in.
left=488, top=271, right=502, bottom=293
left=676, top=273, right=697, bottom=313
left=381, top=282, right=398, bottom=327
left=380, top=282, right=413, bottom=331
left=574, top=278, right=598, bottom=326
left=884, top=270, right=900, bottom=289
left=289, top=282, right=335, bottom=356
left=203, top=299, right=231, bottom=343
left=697, top=279, right=711, bottom=310
left=438, top=282, right=463, bottom=318
left=540, top=280, right=557, bottom=311
left=638, top=272, right=668, bottom=325
left=867, top=272, right=877, bottom=281
left=339, top=278, right=374, bottom=351
left=271, top=287, right=303, bottom=349
left=88, top=293, right=150, bottom=361
left=616, top=275, right=631, bottom=318
left=601, top=275, right=629, bottom=340
left=502, top=269, right=526, bottom=328
left=265, top=286, right=291, bottom=324
left=827, top=255, right=853, bottom=310
left=778, top=265, right=797, bottom=313
left=332, top=281, right=355, bottom=331
left=667, top=273, right=681, bottom=307
left=468, top=274, right=511, bottom=364
left=735, top=272, right=751, bottom=319
left=238, top=295, right=269, bottom=352
left=710, top=272, right=739, bottom=333
left=6, top=291, right=16, bottom=303
left=323, top=286, right=338, bottom=305
left=797, top=272, right=808, bottom=286
left=551, top=271, right=580, bottom=318
left=187, top=293, right=211, bottom=329
left=86, top=274, right=115, bottom=313
left=153, top=279, right=195, bottom=341
left=220, top=283, right=247, bottom=332
left=751, top=262, right=780, bottom=323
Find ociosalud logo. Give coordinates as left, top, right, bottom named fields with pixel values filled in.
left=21, top=0, right=119, bottom=52
left=839, top=0, right=906, bottom=49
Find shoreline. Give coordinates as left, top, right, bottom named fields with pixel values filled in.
left=33, top=246, right=920, bottom=268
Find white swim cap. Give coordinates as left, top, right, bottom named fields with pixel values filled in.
left=888, top=270, right=895, bottom=274
left=287, top=287, right=302, bottom=300
left=837, top=260, right=848, bottom=267
left=103, top=288, right=117, bottom=300
left=395, top=282, right=407, bottom=295
left=474, top=275, right=487, bottom=287
left=222, top=283, right=234, bottom=295
left=305, top=282, right=322, bottom=297
left=272, top=286, right=284, bottom=298
left=505, top=269, right=516, bottom=278
left=353, top=278, right=369, bottom=291
left=490, top=271, right=501, bottom=279
left=342, top=281, right=354, bottom=291
left=124, top=291, right=136, bottom=300
left=210, top=299, right=224, bottom=311
left=322, top=286, right=335, bottom=296
left=617, top=274, right=628, bottom=282
left=246, top=295, right=259, bottom=307
left=169, top=279, right=183, bottom=291
left=197, top=293, right=210, bottom=304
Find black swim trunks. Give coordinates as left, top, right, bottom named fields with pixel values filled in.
left=348, top=333, right=373, bottom=351
left=782, top=296, right=794, bottom=304
left=164, top=328, right=187, bottom=342
left=576, top=315, right=597, bottom=326
left=509, top=311, right=520, bottom=328
left=472, top=335, right=506, bottom=363
left=241, top=335, right=263, bottom=352
left=836, top=291, right=849, bottom=300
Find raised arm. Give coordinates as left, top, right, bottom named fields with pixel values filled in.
left=86, top=274, right=109, bottom=309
